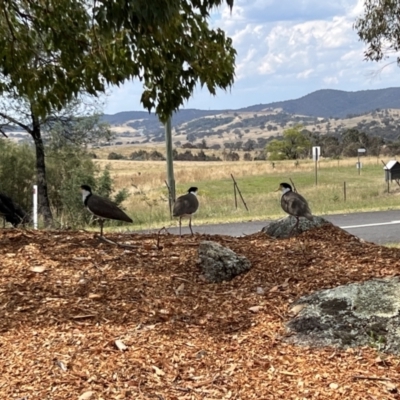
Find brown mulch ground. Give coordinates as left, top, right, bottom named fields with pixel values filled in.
left=1, top=225, right=400, bottom=400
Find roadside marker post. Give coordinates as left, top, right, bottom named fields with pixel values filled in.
left=312, top=146, right=321, bottom=185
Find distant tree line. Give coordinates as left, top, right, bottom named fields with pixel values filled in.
left=108, top=149, right=223, bottom=162
left=108, top=150, right=166, bottom=161
left=108, top=124, right=396, bottom=163
left=265, top=125, right=391, bottom=160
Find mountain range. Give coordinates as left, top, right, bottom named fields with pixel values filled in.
left=237, top=87, right=400, bottom=117
left=7, top=87, right=400, bottom=150
left=97, top=88, right=400, bottom=149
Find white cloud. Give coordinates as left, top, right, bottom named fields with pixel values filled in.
left=297, top=69, right=314, bottom=79
left=323, top=76, right=340, bottom=85
left=104, top=0, right=400, bottom=114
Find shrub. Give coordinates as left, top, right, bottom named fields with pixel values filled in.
left=108, top=152, right=126, bottom=160
left=0, top=140, right=127, bottom=229
left=243, top=152, right=253, bottom=161
left=0, top=140, right=35, bottom=212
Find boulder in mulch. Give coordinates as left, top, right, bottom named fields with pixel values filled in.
left=285, top=277, right=400, bottom=355
left=198, top=240, right=251, bottom=283
left=262, top=215, right=330, bottom=238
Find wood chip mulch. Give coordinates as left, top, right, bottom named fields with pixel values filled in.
left=1, top=224, right=400, bottom=400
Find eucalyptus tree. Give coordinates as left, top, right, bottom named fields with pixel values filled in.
left=0, top=0, right=236, bottom=223
left=355, top=1, right=400, bottom=66
left=0, top=0, right=236, bottom=122
left=266, top=125, right=311, bottom=160
left=0, top=93, right=110, bottom=224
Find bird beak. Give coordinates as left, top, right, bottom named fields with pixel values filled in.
left=275, top=186, right=281, bottom=192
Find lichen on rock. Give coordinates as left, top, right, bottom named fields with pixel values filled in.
left=198, top=240, right=251, bottom=283
left=285, top=277, right=400, bottom=354
left=262, top=215, right=330, bottom=238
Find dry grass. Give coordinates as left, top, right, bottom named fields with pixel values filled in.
left=87, top=156, right=400, bottom=233
left=95, top=156, right=383, bottom=190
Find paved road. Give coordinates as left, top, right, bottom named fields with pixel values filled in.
left=140, top=210, right=400, bottom=245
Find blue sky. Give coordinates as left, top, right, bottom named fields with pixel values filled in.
left=104, top=0, right=399, bottom=115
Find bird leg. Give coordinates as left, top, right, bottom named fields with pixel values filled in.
left=189, top=216, right=194, bottom=236
left=99, top=219, right=104, bottom=236
left=289, top=217, right=300, bottom=236
left=295, top=216, right=300, bottom=231
left=179, top=217, right=182, bottom=237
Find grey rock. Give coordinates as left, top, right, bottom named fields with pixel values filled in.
left=198, top=240, right=251, bottom=283
left=285, top=277, right=400, bottom=354
left=262, top=215, right=330, bottom=238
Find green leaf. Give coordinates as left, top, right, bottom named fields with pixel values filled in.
left=0, top=0, right=236, bottom=121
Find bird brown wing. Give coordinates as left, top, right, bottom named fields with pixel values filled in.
left=88, top=194, right=133, bottom=222
left=173, top=194, right=199, bottom=217
left=0, top=195, right=13, bottom=217
left=281, top=192, right=313, bottom=219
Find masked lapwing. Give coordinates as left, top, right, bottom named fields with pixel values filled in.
left=173, top=187, right=199, bottom=236
left=278, top=182, right=313, bottom=234
left=0, top=192, right=29, bottom=227
left=80, top=185, right=132, bottom=236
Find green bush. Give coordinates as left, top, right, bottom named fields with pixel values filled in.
left=0, top=140, right=129, bottom=229
left=108, top=152, right=126, bottom=160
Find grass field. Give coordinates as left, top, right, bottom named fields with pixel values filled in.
left=91, top=155, right=400, bottom=232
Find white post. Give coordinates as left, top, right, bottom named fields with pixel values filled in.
left=312, top=146, right=321, bottom=186
left=357, top=148, right=366, bottom=176
left=33, top=185, right=38, bottom=230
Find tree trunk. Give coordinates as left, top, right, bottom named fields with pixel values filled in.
left=31, top=115, right=53, bottom=226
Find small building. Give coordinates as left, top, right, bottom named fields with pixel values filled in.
left=383, top=160, right=400, bottom=182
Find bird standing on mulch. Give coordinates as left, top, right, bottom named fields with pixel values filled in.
left=173, top=187, right=199, bottom=236
left=278, top=182, right=313, bottom=235
left=0, top=192, right=29, bottom=228
left=80, top=185, right=132, bottom=236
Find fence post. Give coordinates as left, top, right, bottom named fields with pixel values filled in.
left=289, top=178, right=298, bottom=193
left=343, top=181, right=346, bottom=202
left=230, top=174, right=249, bottom=211
left=233, top=181, right=238, bottom=209
left=381, top=160, right=390, bottom=193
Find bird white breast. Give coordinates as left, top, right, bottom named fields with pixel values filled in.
left=81, top=190, right=91, bottom=203
left=281, top=187, right=290, bottom=195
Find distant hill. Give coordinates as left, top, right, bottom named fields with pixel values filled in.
left=102, top=87, right=400, bottom=127
left=240, top=88, right=400, bottom=118
left=11, top=88, right=400, bottom=149
left=89, top=87, right=400, bottom=150
left=102, top=109, right=227, bottom=126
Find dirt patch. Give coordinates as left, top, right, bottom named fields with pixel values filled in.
left=1, top=225, right=400, bottom=399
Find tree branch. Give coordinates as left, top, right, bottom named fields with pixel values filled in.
left=0, top=127, right=8, bottom=138
left=0, top=111, right=32, bottom=134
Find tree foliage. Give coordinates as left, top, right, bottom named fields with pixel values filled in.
left=355, top=0, right=400, bottom=65
left=0, top=0, right=236, bottom=122
left=266, top=125, right=311, bottom=160
left=307, top=128, right=385, bottom=158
